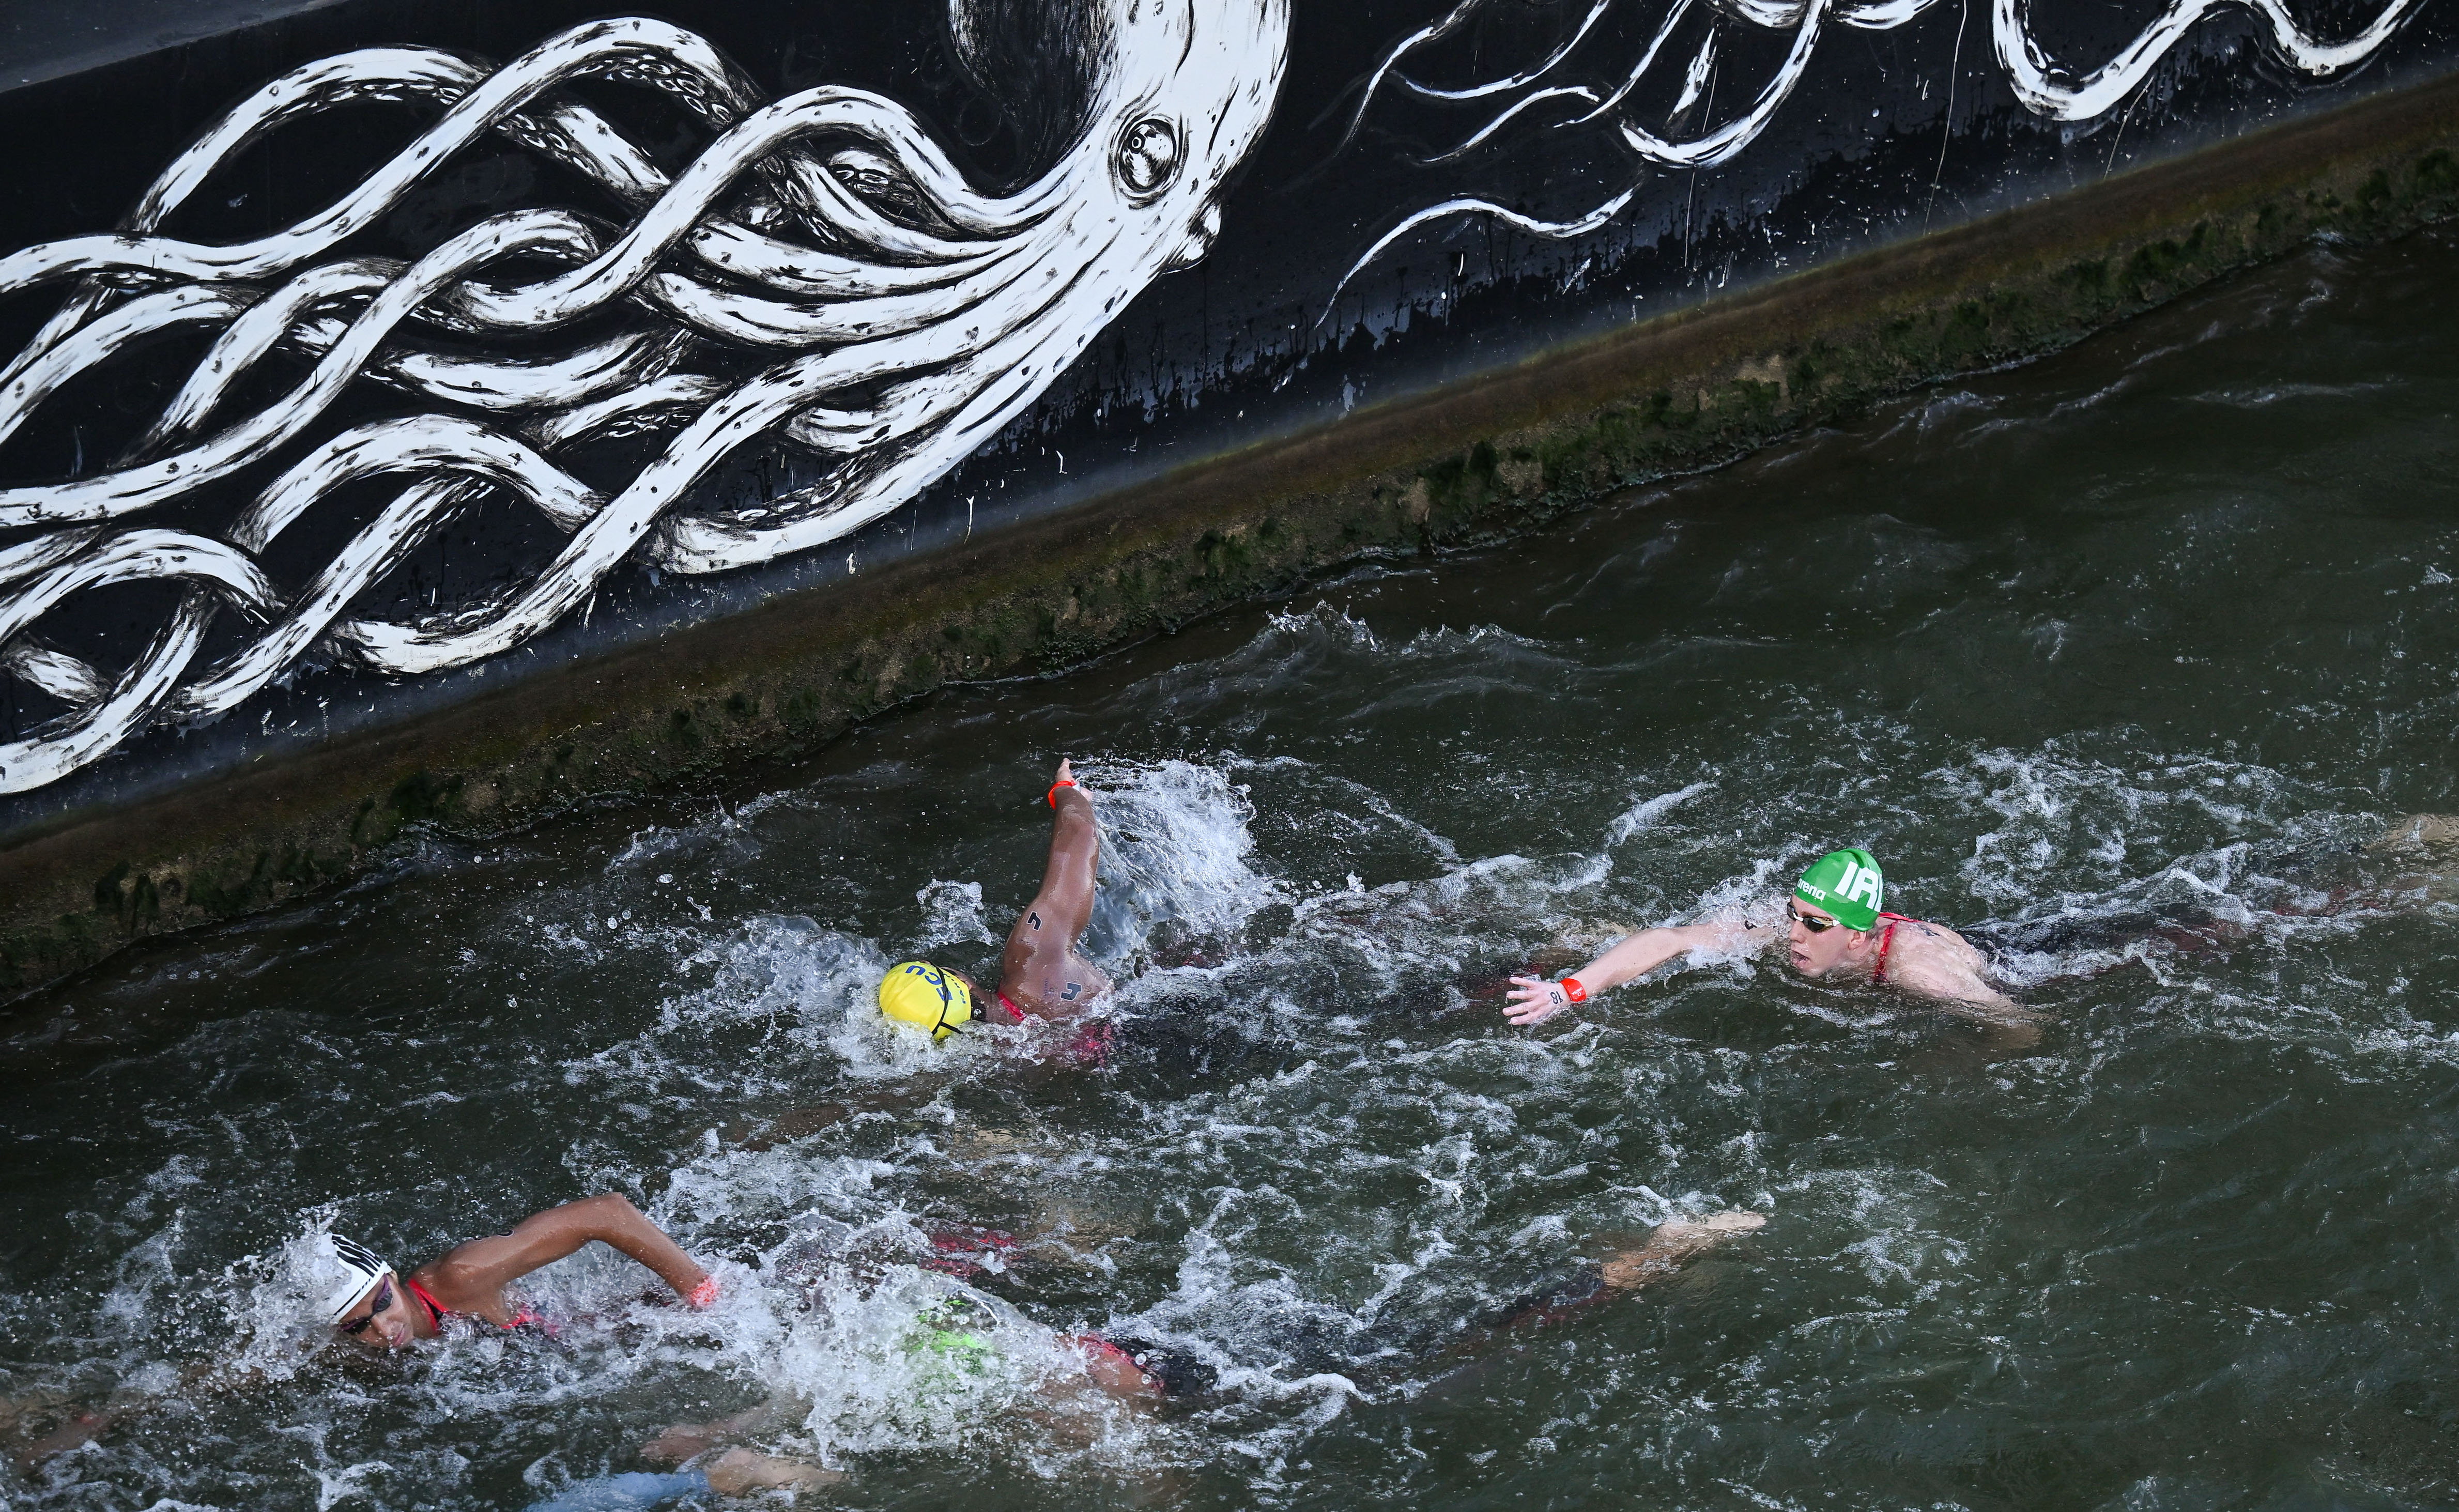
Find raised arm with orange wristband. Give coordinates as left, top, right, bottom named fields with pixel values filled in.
left=877, top=758, right=1113, bottom=1043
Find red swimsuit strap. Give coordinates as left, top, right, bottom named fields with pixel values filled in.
left=1871, top=912, right=1916, bottom=985
left=993, top=992, right=1026, bottom=1024
left=404, top=1275, right=542, bottom=1334
left=402, top=1276, right=451, bottom=1331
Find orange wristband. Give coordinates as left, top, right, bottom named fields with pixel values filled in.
left=1048, top=779, right=1076, bottom=808
left=1560, top=976, right=1588, bottom=1004
left=687, top=1276, right=719, bottom=1309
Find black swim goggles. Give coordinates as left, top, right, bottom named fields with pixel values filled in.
left=1785, top=901, right=1839, bottom=934
left=337, top=1274, right=396, bottom=1335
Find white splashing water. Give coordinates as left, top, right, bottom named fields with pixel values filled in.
left=1082, top=759, right=1287, bottom=963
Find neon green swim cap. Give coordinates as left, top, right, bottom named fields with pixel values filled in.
left=1795, top=848, right=1884, bottom=932
left=904, top=1296, right=999, bottom=1391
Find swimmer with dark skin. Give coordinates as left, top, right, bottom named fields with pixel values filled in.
left=875, top=758, right=1111, bottom=1040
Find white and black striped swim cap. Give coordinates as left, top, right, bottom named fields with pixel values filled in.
left=319, top=1233, right=391, bottom=1322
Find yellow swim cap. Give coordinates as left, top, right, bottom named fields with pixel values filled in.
left=879, top=961, right=977, bottom=1042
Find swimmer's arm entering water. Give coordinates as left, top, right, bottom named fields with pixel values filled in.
left=10, top=1201, right=710, bottom=1468
left=1502, top=918, right=1759, bottom=1025
left=419, top=1195, right=712, bottom=1320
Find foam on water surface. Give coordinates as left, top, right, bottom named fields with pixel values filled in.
left=17, top=234, right=2459, bottom=1507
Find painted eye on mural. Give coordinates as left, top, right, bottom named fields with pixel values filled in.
left=1115, top=116, right=1182, bottom=199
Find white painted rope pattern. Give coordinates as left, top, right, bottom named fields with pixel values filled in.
left=0, top=5, right=1291, bottom=793
left=1329, top=0, right=2416, bottom=303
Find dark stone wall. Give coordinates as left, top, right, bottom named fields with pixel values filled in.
left=0, top=0, right=2452, bottom=991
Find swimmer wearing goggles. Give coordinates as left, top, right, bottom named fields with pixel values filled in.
left=1505, top=847, right=2023, bottom=1028
left=876, top=758, right=1112, bottom=1044
left=13, top=1195, right=722, bottom=1470
left=318, top=1193, right=717, bottom=1350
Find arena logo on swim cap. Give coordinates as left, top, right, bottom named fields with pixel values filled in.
left=1794, top=848, right=1884, bottom=932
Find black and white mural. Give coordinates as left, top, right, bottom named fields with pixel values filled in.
left=0, top=0, right=2441, bottom=806
left=0, top=2, right=1288, bottom=795
left=1328, top=0, right=2419, bottom=297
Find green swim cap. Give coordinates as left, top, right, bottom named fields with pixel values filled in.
left=903, top=1296, right=999, bottom=1392
left=1795, top=848, right=1884, bottom=932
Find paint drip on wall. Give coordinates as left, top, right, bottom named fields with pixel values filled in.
left=0, top=1, right=1290, bottom=794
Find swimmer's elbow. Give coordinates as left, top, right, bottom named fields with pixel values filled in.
left=578, top=1193, right=656, bottom=1243
left=1958, top=992, right=2043, bottom=1024
left=498, top=1193, right=645, bottom=1262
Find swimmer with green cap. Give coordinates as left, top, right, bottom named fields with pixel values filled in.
left=877, top=758, right=1112, bottom=1044
left=1504, top=846, right=2021, bottom=1027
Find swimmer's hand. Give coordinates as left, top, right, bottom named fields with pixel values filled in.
left=641, top=1422, right=721, bottom=1467
left=1503, top=975, right=1574, bottom=1026
left=11, top=1408, right=116, bottom=1470
left=1049, top=756, right=1090, bottom=811
left=1500, top=924, right=1739, bottom=1026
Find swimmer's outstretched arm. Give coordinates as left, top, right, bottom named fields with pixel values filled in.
left=5, top=1357, right=234, bottom=1469
left=1502, top=919, right=1757, bottom=1026
left=641, top=1396, right=803, bottom=1468
left=423, top=1194, right=712, bottom=1313
left=1598, top=1211, right=1766, bottom=1289
left=559, top=1439, right=839, bottom=1510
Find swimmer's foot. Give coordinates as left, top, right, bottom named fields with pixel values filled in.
left=703, top=1447, right=843, bottom=1496
left=1599, top=1210, right=1765, bottom=1291
left=2370, top=814, right=2459, bottom=855
left=11, top=1407, right=116, bottom=1470
left=640, top=1422, right=719, bottom=1468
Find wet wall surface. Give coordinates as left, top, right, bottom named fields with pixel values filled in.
left=0, top=0, right=2451, bottom=828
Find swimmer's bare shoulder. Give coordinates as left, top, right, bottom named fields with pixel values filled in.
left=1884, top=919, right=2033, bottom=1019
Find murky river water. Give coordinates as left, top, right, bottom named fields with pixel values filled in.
left=12, top=226, right=2459, bottom=1511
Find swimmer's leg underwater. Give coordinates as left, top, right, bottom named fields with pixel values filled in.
left=1316, top=1212, right=1768, bottom=1398
left=527, top=1447, right=839, bottom=1510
